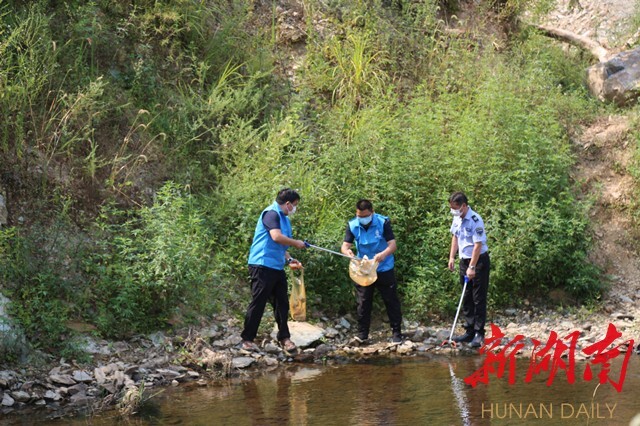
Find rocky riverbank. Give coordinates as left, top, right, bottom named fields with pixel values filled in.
left=1, top=302, right=638, bottom=422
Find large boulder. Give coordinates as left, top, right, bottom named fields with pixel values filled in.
left=588, top=47, right=640, bottom=106
left=271, top=321, right=325, bottom=348
left=0, top=294, right=30, bottom=362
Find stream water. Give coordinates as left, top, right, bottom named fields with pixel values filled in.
left=5, top=352, right=637, bottom=426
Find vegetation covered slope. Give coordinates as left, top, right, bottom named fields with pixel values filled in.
left=1, top=0, right=637, bottom=356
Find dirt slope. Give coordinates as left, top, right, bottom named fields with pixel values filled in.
left=528, top=0, right=640, bottom=341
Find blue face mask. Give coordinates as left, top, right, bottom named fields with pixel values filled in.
left=358, top=215, right=373, bottom=226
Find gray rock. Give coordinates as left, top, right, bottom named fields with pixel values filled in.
left=67, top=383, right=87, bottom=396
left=504, top=308, right=517, bottom=316
left=0, top=371, right=18, bottom=389
left=1, top=393, right=15, bottom=407
left=9, top=391, right=30, bottom=403
left=403, top=320, right=419, bottom=329
left=70, top=392, right=91, bottom=406
left=231, top=357, right=255, bottom=369
left=72, top=370, right=93, bottom=383
left=148, top=331, right=169, bottom=348
left=200, top=325, right=220, bottom=339
left=111, top=341, right=130, bottom=353
left=114, top=370, right=132, bottom=388
left=264, top=343, right=280, bottom=354
left=396, top=341, right=415, bottom=354
left=619, top=295, right=633, bottom=304
left=313, top=344, right=332, bottom=358
left=588, top=47, right=640, bottom=106
left=73, top=336, right=111, bottom=355
left=271, top=322, right=324, bottom=348
left=49, top=374, right=76, bottom=386
left=44, top=390, right=61, bottom=401
left=324, top=327, right=339, bottom=338
left=94, top=367, right=108, bottom=384
left=338, top=318, right=351, bottom=330
left=227, top=335, right=242, bottom=346
left=411, top=327, right=425, bottom=342
left=156, top=368, right=182, bottom=378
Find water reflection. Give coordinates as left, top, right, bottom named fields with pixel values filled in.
left=6, top=355, right=640, bottom=425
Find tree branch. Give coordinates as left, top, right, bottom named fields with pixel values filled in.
left=533, top=24, right=609, bottom=62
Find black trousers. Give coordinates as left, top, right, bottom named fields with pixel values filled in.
left=241, top=266, right=290, bottom=342
left=459, top=252, right=490, bottom=335
left=355, top=268, right=402, bottom=337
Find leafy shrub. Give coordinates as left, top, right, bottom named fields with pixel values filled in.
left=88, top=182, right=214, bottom=336
left=0, top=217, right=85, bottom=352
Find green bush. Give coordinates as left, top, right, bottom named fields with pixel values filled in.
left=0, top=218, right=85, bottom=352
left=88, top=182, right=214, bottom=336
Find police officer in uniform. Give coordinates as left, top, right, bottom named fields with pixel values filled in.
left=341, top=199, right=403, bottom=344
left=448, top=192, right=490, bottom=348
left=241, top=188, right=306, bottom=352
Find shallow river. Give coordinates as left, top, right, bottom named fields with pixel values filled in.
left=3, top=353, right=640, bottom=425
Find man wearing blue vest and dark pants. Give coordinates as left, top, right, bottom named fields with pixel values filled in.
left=341, top=199, right=403, bottom=345
left=448, top=191, right=490, bottom=348
left=241, top=188, right=306, bottom=353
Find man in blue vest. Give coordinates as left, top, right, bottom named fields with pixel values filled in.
left=448, top=191, right=490, bottom=348
left=241, top=188, right=306, bottom=352
left=341, top=199, right=403, bottom=344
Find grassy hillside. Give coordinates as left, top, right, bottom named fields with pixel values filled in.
left=1, top=0, right=634, bottom=356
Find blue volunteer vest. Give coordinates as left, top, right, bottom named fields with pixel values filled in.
left=248, top=202, right=292, bottom=270
left=348, top=213, right=394, bottom=272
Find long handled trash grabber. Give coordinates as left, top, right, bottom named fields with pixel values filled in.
left=442, top=276, right=469, bottom=348
left=304, top=241, right=360, bottom=260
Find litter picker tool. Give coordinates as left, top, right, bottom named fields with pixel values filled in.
left=304, top=241, right=378, bottom=286
left=442, top=276, right=469, bottom=348
left=303, top=241, right=360, bottom=260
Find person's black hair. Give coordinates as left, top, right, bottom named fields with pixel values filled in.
left=449, top=192, right=468, bottom=205
left=356, top=199, right=373, bottom=211
left=276, top=188, right=300, bottom=204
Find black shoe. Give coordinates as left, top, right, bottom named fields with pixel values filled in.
left=470, top=332, right=485, bottom=348
left=391, top=332, right=403, bottom=344
left=452, top=330, right=474, bottom=343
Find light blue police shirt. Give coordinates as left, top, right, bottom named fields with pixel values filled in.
left=450, top=206, right=488, bottom=259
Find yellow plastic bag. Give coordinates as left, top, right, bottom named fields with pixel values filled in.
left=289, top=269, right=306, bottom=321
left=349, top=256, right=379, bottom=286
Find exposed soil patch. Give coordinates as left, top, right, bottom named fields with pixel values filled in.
left=541, top=0, right=637, bottom=52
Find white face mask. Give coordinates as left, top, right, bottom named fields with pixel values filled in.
left=358, top=215, right=373, bottom=226
left=287, top=203, right=297, bottom=215
left=450, top=208, right=462, bottom=217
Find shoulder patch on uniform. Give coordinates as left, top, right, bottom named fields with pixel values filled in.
left=471, top=215, right=479, bottom=222
left=475, top=227, right=484, bottom=236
